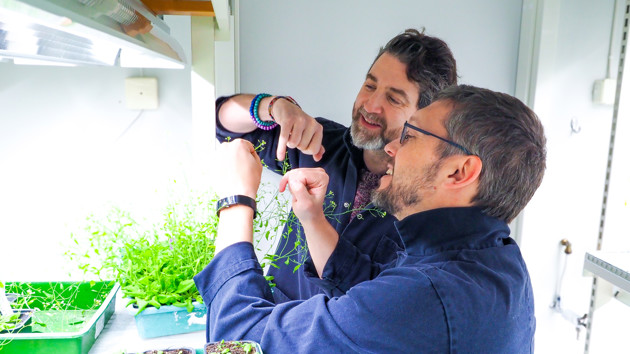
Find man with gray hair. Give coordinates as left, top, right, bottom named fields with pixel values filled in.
left=196, top=84, right=545, bottom=352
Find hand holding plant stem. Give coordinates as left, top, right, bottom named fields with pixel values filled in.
left=216, top=138, right=262, bottom=200
left=279, top=168, right=339, bottom=278
left=214, top=139, right=263, bottom=255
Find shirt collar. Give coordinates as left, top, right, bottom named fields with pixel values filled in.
left=394, top=207, right=510, bottom=256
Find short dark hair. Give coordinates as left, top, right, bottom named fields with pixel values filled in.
left=373, top=28, right=458, bottom=109
left=435, top=85, right=547, bottom=223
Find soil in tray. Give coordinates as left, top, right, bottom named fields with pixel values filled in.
left=205, top=341, right=257, bottom=354
left=143, top=350, right=194, bottom=354
left=30, top=310, right=97, bottom=333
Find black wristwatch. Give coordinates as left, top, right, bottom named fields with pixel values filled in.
left=216, top=195, right=257, bottom=218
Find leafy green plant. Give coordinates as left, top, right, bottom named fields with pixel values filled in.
left=67, top=189, right=291, bottom=315
left=67, top=192, right=220, bottom=314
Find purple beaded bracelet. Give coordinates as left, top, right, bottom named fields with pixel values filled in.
left=249, top=93, right=277, bottom=130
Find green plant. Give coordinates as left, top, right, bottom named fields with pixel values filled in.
left=67, top=192, right=220, bottom=314
left=67, top=189, right=291, bottom=315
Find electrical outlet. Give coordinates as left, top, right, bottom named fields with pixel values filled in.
left=592, top=78, right=616, bottom=105
left=125, top=77, right=158, bottom=110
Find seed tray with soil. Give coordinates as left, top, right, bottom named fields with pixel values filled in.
left=204, top=340, right=261, bottom=354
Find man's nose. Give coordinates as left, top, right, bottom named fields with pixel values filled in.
left=384, top=140, right=399, bottom=157
left=363, top=92, right=384, bottom=114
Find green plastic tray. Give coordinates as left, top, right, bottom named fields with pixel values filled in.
left=0, top=281, right=119, bottom=354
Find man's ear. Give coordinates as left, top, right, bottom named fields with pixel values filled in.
left=444, top=155, right=482, bottom=189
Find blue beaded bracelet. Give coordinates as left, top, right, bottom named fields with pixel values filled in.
left=249, top=93, right=277, bottom=130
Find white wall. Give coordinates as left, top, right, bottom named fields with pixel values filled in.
left=0, top=16, right=195, bottom=281
left=518, top=0, right=627, bottom=352
left=238, top=0, right=523, bottom=126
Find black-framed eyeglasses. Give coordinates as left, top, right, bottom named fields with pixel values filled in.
left=400, top=122, right=472, bottom=155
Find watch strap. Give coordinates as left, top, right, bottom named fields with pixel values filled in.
left=216, top=195, right=257, bottom=218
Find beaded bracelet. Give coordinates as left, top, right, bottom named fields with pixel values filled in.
left=249, top=93, right=277, bottom=130
left=268, top=96, right=301, bottom=122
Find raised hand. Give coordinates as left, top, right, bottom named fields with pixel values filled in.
left=216, top=139, right=263, bottom=199
left=271, top=99, right=326, bottom=162
left=279, top=168, right=330, bottom=223
left=279, top=167, right=338, bottom=277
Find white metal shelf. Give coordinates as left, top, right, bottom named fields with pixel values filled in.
left=583, top=251, right=630, bottom=305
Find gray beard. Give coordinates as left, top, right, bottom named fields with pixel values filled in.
left=350, top=119, right=387, bottom=150
left=371, top=160, right=442, bottom=217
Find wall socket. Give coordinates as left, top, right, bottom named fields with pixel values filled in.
left=592, top=78, right=616, bottom=105
left=125, top=77, right=159, bottom=110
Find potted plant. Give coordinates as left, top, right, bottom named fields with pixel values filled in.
left=67, top=188, right=290, bottom=339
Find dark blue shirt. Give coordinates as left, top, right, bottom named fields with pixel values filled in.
left=216, top=96, right=401, bottom=301
left=194, top=207, right=536, bottom=353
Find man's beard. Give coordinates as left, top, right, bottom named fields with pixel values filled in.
left=372, top=160, right=441, bottom=216
left=350, top=106, right=392, bottom=150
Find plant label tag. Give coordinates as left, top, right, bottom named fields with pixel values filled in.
left=95, top=315, right=105, bottom=339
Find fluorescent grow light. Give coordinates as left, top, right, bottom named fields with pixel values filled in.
left=0, top=0, right=186, bottom=68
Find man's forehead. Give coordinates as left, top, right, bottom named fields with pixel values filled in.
left=366, top=71, right=416, bottom=93
left=367, top=53, right=421, bottom=102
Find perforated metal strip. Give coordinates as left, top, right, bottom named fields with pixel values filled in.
left=584, top=1, right=629, bottom=352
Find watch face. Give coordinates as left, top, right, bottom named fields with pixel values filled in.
left=216, top=195, right=256, bottom=218
left=217, top=197, right=234, bottom=213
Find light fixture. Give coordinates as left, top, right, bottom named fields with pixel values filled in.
left=0, top=0, right=186, bottom=68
